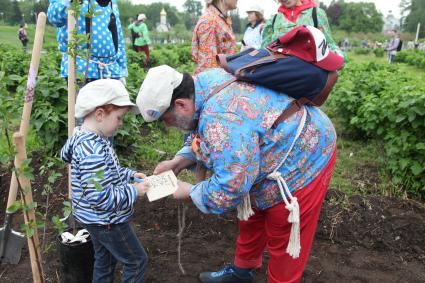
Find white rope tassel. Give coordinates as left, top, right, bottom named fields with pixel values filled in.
left=268, top=173, right=301, bottom=259
left=266, top=107, right=307, bottom=259
left=285, top=197, right=300, bottom=258
left=237, top=194, right=255, bottom=221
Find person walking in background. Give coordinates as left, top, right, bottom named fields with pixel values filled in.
left=47, top=0, right=127, bottom=84
left=192, top=0, right=238, bottom=75
left=128, top=13, right=151, bottom=69
left=18, top=24, right=29, bottom=53
left=262, top=0, right=344, bottom=59
left=242, top=5, right=265, bottom=51
left=386, top=29, right=401, bottom=64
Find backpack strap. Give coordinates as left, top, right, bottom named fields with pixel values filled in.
left=207, top=77, right=238, bottom=100
left=271, top=14, right=278, bottom=33
left=217, top=54, right=232, bottom=73
left=272, top=71, right=338, bottom=128
left=209, top=70, right=338, bottom=128
left=312, top=7, right=318, bottom=29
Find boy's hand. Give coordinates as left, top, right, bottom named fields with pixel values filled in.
left=134, top=182, right=150, bottom=197
left=134, top=172, right=147, bottom=179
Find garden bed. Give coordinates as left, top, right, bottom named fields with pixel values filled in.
left=0, top=159, right=424, bottom=282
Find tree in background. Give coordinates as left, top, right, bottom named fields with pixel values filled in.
left=118, top=1, right=180, bottom=30
left=183, top=0, right=202, bottom=30
left=0, top=0, right=12, bottom=23
left=336, top=1, right=383, bottom=33
left=10, top=0, right=22, bottom=24
left=401, top=0, right=425, bottom=37
left=230, top=10, right=241, bottom=34
left=326, top=0, right=343, bottom=26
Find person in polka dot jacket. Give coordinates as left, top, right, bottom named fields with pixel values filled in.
left=48, top=0, right=128, bottom=83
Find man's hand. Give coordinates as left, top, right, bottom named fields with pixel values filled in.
left=153, top=156, right=195, bottom=176
left=173, top=181, right=192, bottom=200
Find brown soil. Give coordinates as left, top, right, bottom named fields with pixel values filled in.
left=0, top=158, right=424, bottom=283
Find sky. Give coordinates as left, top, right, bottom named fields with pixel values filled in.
left=131, top=0, right=402, bottom=18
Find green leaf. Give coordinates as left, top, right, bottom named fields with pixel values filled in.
left=8, top=74, right=22, bottom=81
left=23, top=202, right=38, bottom=212
left=94, top=182, right=103, bottom=191
left=411, top=163, right=423, bottom=176
left=7, top=201, right=22, bottom=213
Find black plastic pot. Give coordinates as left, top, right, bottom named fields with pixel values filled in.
left=57, top=228, right=94, bottom=283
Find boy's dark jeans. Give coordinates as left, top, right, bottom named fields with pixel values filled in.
left=84, top=222, right=148, bottom=283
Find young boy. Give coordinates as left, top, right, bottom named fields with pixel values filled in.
left=61, top=79, right=149, bottom=282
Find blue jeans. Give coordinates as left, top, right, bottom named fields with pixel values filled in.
left=84, top=222, right=148, bottom=283
left=388, top=54, right=396, bottom=64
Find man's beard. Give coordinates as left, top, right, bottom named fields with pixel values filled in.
left=173, top=110, right=196, bottom=131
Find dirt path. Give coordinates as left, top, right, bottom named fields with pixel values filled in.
left=0, top=167, right=424, bottom=282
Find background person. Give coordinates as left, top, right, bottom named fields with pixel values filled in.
left=242, top=5, right=265, bottom=50
left=18, top=24, right=29, bottom=53
left=262, top=0, right=343, bottom=58
left=48, top=0, right=128, bottom=83
left=386, top=29, right=400, bottom=64
left=192, top=0, right=238, bottom=75
left=128, top=13, right=151, bottom=69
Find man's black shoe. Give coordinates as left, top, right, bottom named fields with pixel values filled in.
left=199, top=265, right=253, bottom=283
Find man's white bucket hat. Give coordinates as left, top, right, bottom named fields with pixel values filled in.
left=136, top=65, right=183, bottom=122
left=75, top=79, right=139, bottom=119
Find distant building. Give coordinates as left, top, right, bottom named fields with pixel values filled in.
left=156, top=8, right=170, bottom=32
left=383, top=10, right=400, bottom=32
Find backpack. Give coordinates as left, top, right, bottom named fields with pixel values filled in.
left=210, top=45, right=338, bottom=126
left=18, top=29, right=27, bottom=41
left=396, top=39, right=403, bottom=51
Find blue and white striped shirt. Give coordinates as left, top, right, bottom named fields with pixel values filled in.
left=61, top=128, right=137, bottom=225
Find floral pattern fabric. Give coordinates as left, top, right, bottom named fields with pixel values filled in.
left=191, top=5, right=237, bottom=75
left=181, top=68, right=337, bottom=214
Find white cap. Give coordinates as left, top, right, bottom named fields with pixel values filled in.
left=137, top=13, right=146, bottom=21
left=246, top=5, right=264, bottom=15
left=136, top=65, right=183, bottom=122
left=75, top=79, right=138, bottom=119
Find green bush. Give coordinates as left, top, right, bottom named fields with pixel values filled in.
left=373, top=48, right=385, bottom=57
left=328, top=62, right=425, bottom=196
left=353, top=48, right=371, bottom=55
left=395, top=50, right=425, bottom=69
left=0, top=43, right=194, bottom=160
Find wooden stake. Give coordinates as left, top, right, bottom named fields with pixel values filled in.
left=5, top=12, right=46, bottom=282
left=7, top=11, right=46, bottom=213
left=13, top=133, right=43, bottom=283
left=67, top=9, right=77, bottom=201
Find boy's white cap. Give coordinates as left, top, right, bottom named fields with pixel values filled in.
left=75, top=79, right=139, bottom=119
left=136, top=65, right=183, bottom=122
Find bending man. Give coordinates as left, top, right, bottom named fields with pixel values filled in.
left=137, top=63, right=337, bottom=283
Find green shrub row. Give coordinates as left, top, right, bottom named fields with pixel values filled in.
left=328, top=62, right=425, bottom=197
left=0, top=43, right=194, bottom=160
left=395, top=50, right=425, bottom=69
left=352, top=47, right=385, bottom=58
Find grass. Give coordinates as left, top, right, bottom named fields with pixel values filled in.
left=0, top=24, right=57, bottom=49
